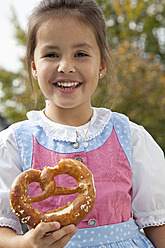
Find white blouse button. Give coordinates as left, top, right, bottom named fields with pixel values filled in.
left=88, top=219, right=96, bottom=226
left=72, top=141, right=80, bottom=149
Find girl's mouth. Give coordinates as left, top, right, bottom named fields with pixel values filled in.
left=54, top=81, right=81, bottom=90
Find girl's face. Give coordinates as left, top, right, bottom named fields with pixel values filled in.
left=32, top=15, right=106, bottom=115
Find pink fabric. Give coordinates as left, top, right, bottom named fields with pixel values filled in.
left=29, top=128, right=132, bottom=228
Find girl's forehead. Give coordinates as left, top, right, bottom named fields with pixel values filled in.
left=37, top=15, right=91, bottom=34
left=36, top=15, right=98, bottom=48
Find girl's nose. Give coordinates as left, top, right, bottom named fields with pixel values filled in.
left=57, top=59, right=76, bottom=74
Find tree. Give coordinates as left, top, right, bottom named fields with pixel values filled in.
left=0, top=9, right=45, bottom=122
left=92, top=40, right=165, bottom=151
left=113, top=41, right=165, bottom=149
left=94, top=0, right=165, bottom=151
left=97, top=0, right=165, bottom=64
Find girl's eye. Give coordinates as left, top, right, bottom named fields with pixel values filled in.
left=75, top=52, right=88, bottom=57
left=45, top=53, right=58, bottom=58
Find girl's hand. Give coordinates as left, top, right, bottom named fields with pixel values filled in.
left=21, top=222, right=78, bottom=248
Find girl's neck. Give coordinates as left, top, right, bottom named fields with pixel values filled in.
left=44, top=104, right=93, bottom=127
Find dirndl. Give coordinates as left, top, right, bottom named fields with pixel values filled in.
left=66, top=220, right=154, bottom=248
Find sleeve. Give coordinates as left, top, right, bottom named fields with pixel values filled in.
left=0, top=127, right=23, bottom=234
left=130, top=121, right=165, bottom=229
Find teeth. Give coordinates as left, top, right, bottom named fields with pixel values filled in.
left=56, top=82, right=79, bottom=87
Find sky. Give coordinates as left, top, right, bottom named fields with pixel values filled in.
left=0, top=0, right=40, bottom=72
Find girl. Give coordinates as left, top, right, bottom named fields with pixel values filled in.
left=0, top=0, right=165, bottom=247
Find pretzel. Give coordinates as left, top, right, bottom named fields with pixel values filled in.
left=10, top=159, right=96, bottom=228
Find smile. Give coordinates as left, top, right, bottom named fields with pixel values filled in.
left=57, top=82, right=79, bottom=87
left=54, top=81, right=81, bottom=90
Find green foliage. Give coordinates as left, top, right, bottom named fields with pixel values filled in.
left=113, top=41, right=165, bottom=149
left=10, top=7, right=27, bottom=47
left=91, top=40, right=165, bottom=151
left=0, top=9, right=45, bottom=122
left=0, top=2, right=165, bottom=152
left=97, top=0, right=165, bottom=64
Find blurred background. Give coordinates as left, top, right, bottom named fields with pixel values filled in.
left=0, top=0, right=165, bottom=152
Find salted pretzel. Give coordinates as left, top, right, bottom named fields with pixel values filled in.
left=10, top=159, right=96, bottom=228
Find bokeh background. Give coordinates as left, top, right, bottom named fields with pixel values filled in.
left=0, top=0, right=165, bottom=152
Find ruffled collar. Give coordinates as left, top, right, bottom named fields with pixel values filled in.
left=26, top=107, right=111, bottom=143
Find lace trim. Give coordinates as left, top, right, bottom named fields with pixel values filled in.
left=26, top=107, right=111, bottom=142
left=135, top=212, right=165, bottom=229
left=0, top=222, right=23, bottom=234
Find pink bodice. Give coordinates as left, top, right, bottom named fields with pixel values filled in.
left=28, top=128, right=132, bottom=229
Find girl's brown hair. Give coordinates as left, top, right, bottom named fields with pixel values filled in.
left=26, top=0, right=116, bottom=104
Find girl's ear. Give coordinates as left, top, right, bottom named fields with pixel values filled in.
left=99, top=60, right=107, bottom=79
left=31, top=60, right=38, bottom=80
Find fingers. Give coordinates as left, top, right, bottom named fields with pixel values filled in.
left=45, top=224, right=78, bottom=248
left=25, top=222, right=78, bottom=248
left=55, top=227, right=78, bottom=248
left=34, top=222, right=61, bottom=240
left=20, top=223, right=61, bottom=248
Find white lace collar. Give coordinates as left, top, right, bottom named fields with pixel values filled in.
left=26, top=107, right=111, bottom=142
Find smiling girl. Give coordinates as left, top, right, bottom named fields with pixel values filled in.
left=31, top=15, right=104, bottom=124
left=0, top=0, right=165, bottom=247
